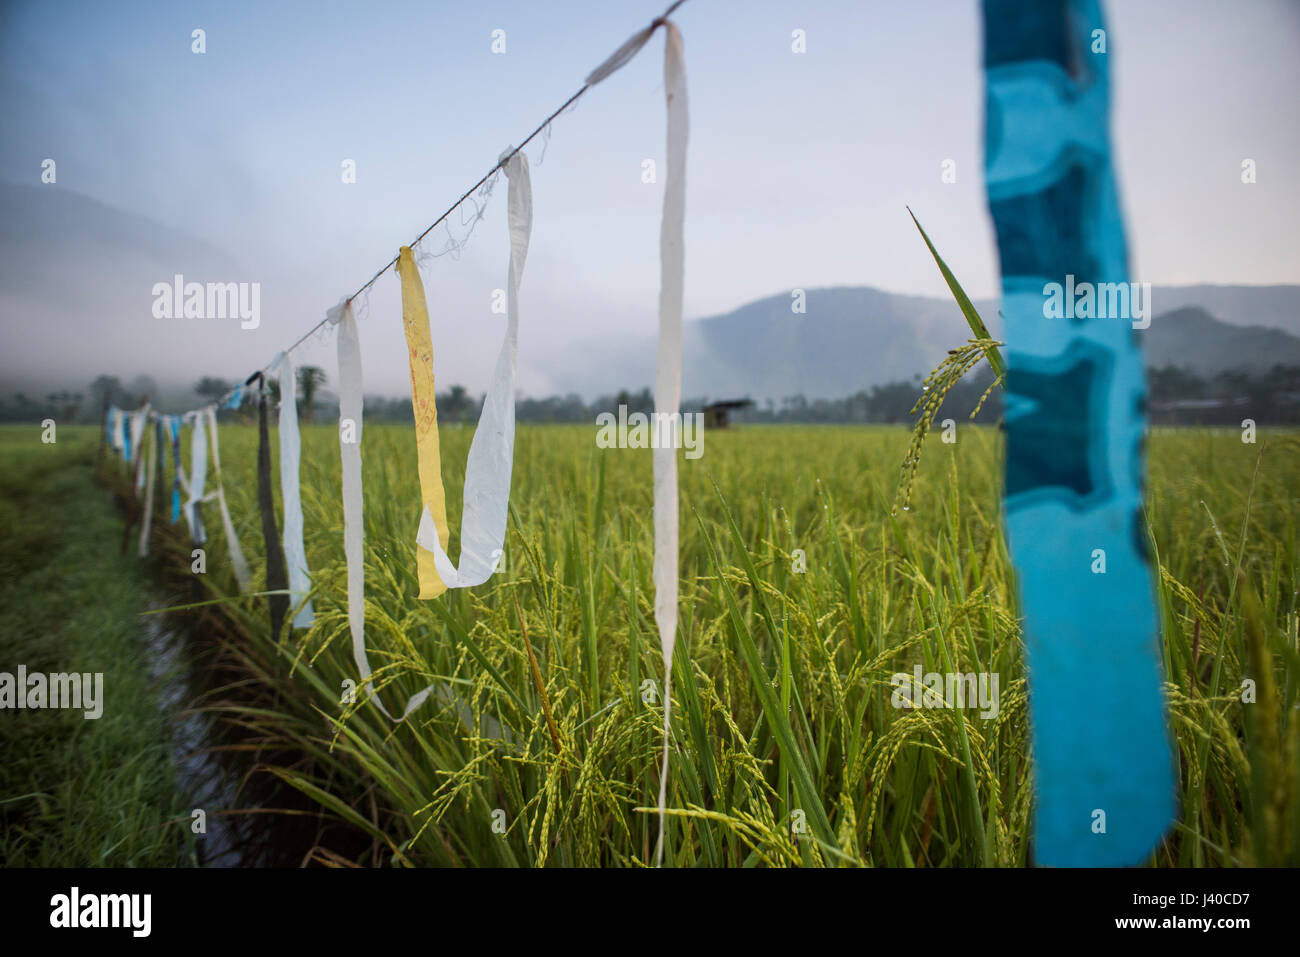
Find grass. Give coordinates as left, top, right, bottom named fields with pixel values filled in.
left=0, top=427, right=187, bottom=866
left=128, top=415, right=1300, bottom=867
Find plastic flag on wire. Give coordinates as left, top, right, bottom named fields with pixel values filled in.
left=335, top=294, right=467, bottom=720
left=108, top=407, right=123, bottom=457
left=254, top=372, right=291, bottom=642
left=397, top=244, right=453, bottom=602
left=371, top=150, right=530, bottom=718
left=120, top=407, right=132, bottom=465
left=331, top=300, right=388, bottom=712
left=138, top=415, right=157, bottom=557
left=980, top=0, right=1175, bottom=866
left=275, top=352, right=314, bottom=630
left=168, top=415, right=184, bottom=525
left=414, top=150, right=531, bottom=589
left=650, top=18, right=687, bottom=868
left=206, top=406, right=252, bottom=591
left=132, top=404, right=151, bottom=493
left=184, top=409, right=208, bottom=544
left=341, top=9, right=679, bottom=724
left=87, top=7, right=698, bottom=829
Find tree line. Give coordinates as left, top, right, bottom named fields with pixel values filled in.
left=2, top=364, right=1297, bottom=426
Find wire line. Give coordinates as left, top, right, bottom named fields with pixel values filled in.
left=221, top=0, right=691, bottom=404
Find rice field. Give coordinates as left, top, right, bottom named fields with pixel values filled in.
left=116, top=421, right=1300, bottom=867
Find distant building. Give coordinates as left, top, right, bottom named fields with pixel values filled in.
left=1150, top=396, right=1248, bottom=426
left=702, top=399, right=754, bottom=429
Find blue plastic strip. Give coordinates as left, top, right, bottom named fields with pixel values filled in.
left=169, top=416, right=182, bottom=524
left=980, top=0, right=1175, bottom=866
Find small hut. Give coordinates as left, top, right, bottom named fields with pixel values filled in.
left=702, top=398, right=754, bottom=429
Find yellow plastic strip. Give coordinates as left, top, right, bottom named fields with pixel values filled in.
left=397, top=245, right=450, bottom=600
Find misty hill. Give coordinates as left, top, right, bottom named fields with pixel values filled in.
left=678, top=286, right=1300, bottom=401
left=0, top=182, right=238, bottom=319
left=0, top=181, right=243, bottom=396
left=681, top=286, right=972, bottom=401
left=1143, top=285, right=1300, bottom=339
left=1139, top=307, right=1300, bottom=376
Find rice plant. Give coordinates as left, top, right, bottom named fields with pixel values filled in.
left=154, top=416, right=1299, bottom=867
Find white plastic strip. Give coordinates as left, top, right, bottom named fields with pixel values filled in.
left=334, top=302, right=374, bottom=705
left=207, top=406, right=252, bottom=591
left=138, top=420, right=157, bottom=557
left=131, top=405, right=150, bottom=486
left=109, top=407, right=122, bottom=454
left=585, top=22, right=657, bottom=86
left=276, top=352, right=314, bottom=629
left=414, top=151, right=532, bottom=588
left=333, top=301, right=441, bottom=721
left=185, top=408, right=208, bottom=544
left=653, top=19, right=688, bottom=868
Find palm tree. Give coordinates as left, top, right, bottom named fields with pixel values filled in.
left=296, top=366, right=327, bottom=422
left=442, top=384, right=472, bottom=423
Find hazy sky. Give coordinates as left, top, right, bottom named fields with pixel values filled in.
left=1, top=0, right=1298, bottom=400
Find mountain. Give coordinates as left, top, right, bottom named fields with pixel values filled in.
left=1142, top=285, right=1300, bottom=339
left=675, top=286, right=1300, bottom=402
left=681, top=286, right=971, bottom=401
left=0, top=181, right=242, bottom=395
left=970, top=285, right=1300, bottom=340
left=1139, top=306, right=1300, bottom=376
left=0, top=181, right=236, bottom=273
